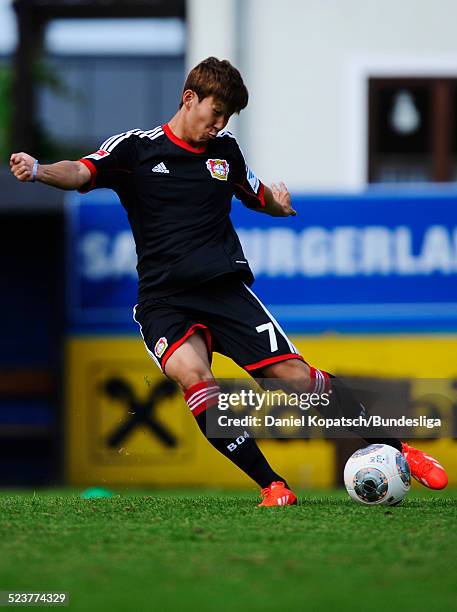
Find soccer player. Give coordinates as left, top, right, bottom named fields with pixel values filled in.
left=10, top=57, right=448, bottom=505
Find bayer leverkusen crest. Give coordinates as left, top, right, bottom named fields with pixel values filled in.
left=154, top=337, right=168, bottom=358
left=206, top=159, right=230, bottom=181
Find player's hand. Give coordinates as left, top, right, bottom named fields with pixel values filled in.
left=271, top=181, right=296, bottom=216
left=10, top=152, right=37, bottom=182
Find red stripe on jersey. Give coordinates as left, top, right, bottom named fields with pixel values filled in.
left=257, top=182, right=266, bottom=207
left=162, top=323, right=213, bottom=372
left=234, top=180, right=266, bottom=208
left=163, top=123, right=207, bottom=154
left=78, top=158, right=97, bottom=193
left=243, top=353, right=304, bottom=372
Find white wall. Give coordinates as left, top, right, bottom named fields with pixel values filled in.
left=186, top=0, right=238, bottom=69
left=188, top=0, right=457, bottom=190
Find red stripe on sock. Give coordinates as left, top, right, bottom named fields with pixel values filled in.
left=321, top=370, right=331, bottom=392
left=309, top=367, right=332, bottom=394
left=184, top=381, right=221, bottom=417
left=184, top=380, right=215, bottom=402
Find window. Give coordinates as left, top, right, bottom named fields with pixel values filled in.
left=36, top=55, right=185, bottom=160
left=368, top=78, right=456, bottom=183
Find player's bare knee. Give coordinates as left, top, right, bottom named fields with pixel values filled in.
left=177, top=372, right=214, bottom=393
left=164, top=333, right=213, bottom=392
left=165, top=358, right=212, bottom=388
left=165, top=359, right=213, bottom=392
left=262, top=359, right=311, bottom=393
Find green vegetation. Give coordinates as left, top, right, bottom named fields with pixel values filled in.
left=0, top=489, right=456, bottom=611
left=0, top=65, right=12, bottom=163
left=0, top=61, right=86, bottom=164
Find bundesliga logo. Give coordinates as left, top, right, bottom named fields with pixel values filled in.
left=86, top=149, right=110, bottom=161
left=206, top=158, right=229, bottom=181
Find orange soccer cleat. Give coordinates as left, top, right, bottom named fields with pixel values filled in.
left=258, top=481, right=298, bottom=507
left=402, top=442, right=448, bottom=489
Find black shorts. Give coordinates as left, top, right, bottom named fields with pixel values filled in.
left=133, top=275, right=304, bottom=373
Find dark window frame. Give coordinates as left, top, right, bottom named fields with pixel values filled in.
left=368, top=77, right=456, bottom=183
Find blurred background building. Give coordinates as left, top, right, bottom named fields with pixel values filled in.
left=1, top=0, right=456, bottom=487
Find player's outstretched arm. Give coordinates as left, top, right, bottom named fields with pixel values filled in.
left=261, top=182, right=297, bottom=217
left=10, top=152, right=90, bottom=191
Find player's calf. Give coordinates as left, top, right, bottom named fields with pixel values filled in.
left=184, top=380, right=292, bottom=492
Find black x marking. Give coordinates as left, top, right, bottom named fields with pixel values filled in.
left=102, top=377, right=178, bottom=448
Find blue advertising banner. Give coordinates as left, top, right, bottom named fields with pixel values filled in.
left=66, top=189, right=457, bottom=333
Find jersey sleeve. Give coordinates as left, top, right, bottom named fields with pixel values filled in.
left=230, top=137, right=265, bottom=209
left=78, top=129, right=141, bottom=193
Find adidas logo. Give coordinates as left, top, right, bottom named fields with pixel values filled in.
left=152, top=162, right=169, bottom=174
left=277, top=495, right=289, bottom=506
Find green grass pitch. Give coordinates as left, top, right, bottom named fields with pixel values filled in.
left=0, top=488, right=456, bottom=611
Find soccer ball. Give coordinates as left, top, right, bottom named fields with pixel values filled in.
left=344, top=444, right=411, bottom=506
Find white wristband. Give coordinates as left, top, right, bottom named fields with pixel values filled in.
left=31, top=159, right=39, bottom=182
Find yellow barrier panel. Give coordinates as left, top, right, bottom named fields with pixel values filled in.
left=66, top=335, right=457, bottom=488
left=66, top=337, right=333, bottom=488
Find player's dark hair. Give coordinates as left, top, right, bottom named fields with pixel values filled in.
left=180, top=56, right=249, bottom=116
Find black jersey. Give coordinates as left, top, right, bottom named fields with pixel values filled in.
left=79, top=124, right=265, bottom=301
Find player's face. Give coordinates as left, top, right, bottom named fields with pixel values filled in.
left=186, top=93, right=231, bottom=143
